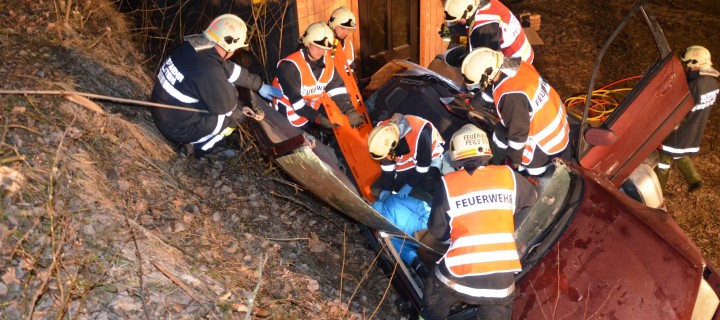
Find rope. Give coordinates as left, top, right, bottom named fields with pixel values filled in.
left=0, top=89, right=208, bottom=113
left=565, top=75, right=642, bottom=123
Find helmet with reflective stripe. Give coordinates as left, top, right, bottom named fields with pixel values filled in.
left=449, top=124, right=492, bottom=162
left=328, top=7, right=357, bottom=30
left=302, top=22, right=335, bottom=50
left=444, top=0, right=477, bottom=24
left=368, top=122, right=400, bottom=160
left=682, top=45, right=712, bottom=68
left=203, top=14, right=249, bottom=52
left=461, top=47, right=504, bottom=88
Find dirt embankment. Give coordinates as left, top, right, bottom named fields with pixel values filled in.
left=0, top=1, right=401, bottom=319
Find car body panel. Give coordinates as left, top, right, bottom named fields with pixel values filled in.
left=514, top=163, right=704, bottom=319
left=579, top=54, right=693, bottom=186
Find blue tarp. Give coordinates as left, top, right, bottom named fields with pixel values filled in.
left=372, top=195, right=431, bottom=265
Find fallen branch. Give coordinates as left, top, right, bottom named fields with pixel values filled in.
left=151, top=260, right=203, bottom=303
left=342, top=241, right=389, bottom=320
left=0, top=89, right=208, bottom=113
left=245, top=253, right=269, bottom=320
left=0, top=155, right=26, bottom=164
left=26, top=117, right=76, bottom=319
left=123, top=208, right=151, bottom=320
left=266, top=237, right=310, bottom=242
left=339, top=224, right=347, bottom=311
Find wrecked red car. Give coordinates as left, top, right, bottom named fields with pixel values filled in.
left=249, top=1, right=720, bottom=319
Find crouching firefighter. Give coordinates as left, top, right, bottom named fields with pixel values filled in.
left=367, top=114, right=445, bottom=202
left=418, top=124, right=538, bottom=320
left=150, top=14, right=282, bottom=158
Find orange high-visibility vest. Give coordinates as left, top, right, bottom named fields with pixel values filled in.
left=272, top=50, right=336, bottom=127
left=379, top=116, right=444, bottom=172
left=441, top=165, right=521, bottom=276
left=470, top=0, right=534, bottom=63
left=493, top=62, right=569, bottom=165
left=333, top=38, right=355, bottom=68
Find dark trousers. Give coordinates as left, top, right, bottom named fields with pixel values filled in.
left=420, top=269, right=514, bottom=320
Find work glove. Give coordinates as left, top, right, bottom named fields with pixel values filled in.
left=346, top=109, right=364, bottom=128
left=258, top=84, right=283, bottom=101
left=315, top=114, right=339, bottom=129
left=378, top=190, right=391, bottom=201
left=396, top=184, right=412, bottom=199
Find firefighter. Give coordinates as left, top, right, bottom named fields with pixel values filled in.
left=328, top=7, right=358, bottom=71
left=419, top=124, right=537, bottom=320
left=655, top=45, right=719, bottom=192
left=272, top=22, right=364, bottom=132
left=327, top=7, right=371, bottom=117
left=150, top=14, right=283, bottom=158
left=444, top=0, right=534, bottom=63
left=461, top=47, right=569, bottom=176
left=367, top=114, right=445, bottom=202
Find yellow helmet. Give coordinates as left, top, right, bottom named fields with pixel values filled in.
left=444, top=0, right=476, bottom=24
left=328, top=7, right=357, bottom=30
left=368, top=122, right=400, bottom=160
left=203, top=14, right=249, bottom=52
left=461, top=47, right=504, bottom=88
left=682, top=45, right=712, bottom=68
left=448, top=124, right=492, bottom=162
left=302, top=22, right=335, bottom=50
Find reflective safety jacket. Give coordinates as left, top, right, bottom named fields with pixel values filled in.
left=440, top=166, right=521, bottom=277
left=379, top=115, right=444, bottom=173
left=493, top=61, right=569, bottom=166
left=333, top=38, right=355, bottom=70
left=469, top=0, right=534, bottom=63
left=272, top=49, right=338, bottom=127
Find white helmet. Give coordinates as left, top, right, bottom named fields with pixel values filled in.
left=448, top=124, right=492, bottom=162
left=682, top=45, right=712, bottom=68
left=444, top=0, right=477, bottom=24
left=461, top=47, right=504, bottom=88
left=302, top=22, right=335, bottom=50
left=368, top=122, right=401, bottom=160
left=203, top=14, right=249, bottom=52
left=328, top=7, right=357, bottom=30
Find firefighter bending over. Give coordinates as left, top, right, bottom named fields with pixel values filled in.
left=461, top=48, right=569, bottom=176
left=419, top=124, right=537, bottom=320
left=367, top=114, right=445, bottom=202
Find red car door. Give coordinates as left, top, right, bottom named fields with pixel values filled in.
left=578, top=42, right=694, bottom=187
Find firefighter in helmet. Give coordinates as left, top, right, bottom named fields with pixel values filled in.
left=419, top=123, right=537, bottom=320
left=656, top=45, right=719, bottom=192
left=271, top=22, right=364, bottom=132
left=461, top=47, right=569, bottom=176
left=444, top=0, right=534, bottom=63
left=150, top=14, right=282, bottom=158
left=367, top=114, right=444, bottom=202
